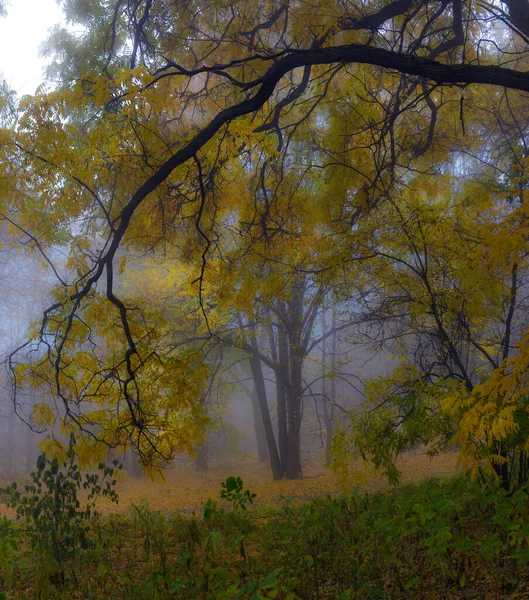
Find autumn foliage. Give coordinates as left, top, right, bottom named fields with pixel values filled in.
left=0, top=0, right=528, bottom=500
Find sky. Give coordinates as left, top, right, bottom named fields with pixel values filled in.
left=0, top=0, right=65, bottom=95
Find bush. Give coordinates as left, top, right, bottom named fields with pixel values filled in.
left=0, top=434, right=120, bottom=594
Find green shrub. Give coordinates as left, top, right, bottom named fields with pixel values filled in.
left=0, top=434, right=120, bottom=595
left=0, top=515, right=18, bottom=595
left=220, top=476, right=256, bottom=512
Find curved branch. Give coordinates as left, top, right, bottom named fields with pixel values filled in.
left=27, top=39, right=529, bottom=450
left=103, top=44, right=529, bottom=284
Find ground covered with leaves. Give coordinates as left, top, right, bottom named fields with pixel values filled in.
left=1, top=448, right=529, bottom=599
left=88, top=449, right=459, bottom=517
left=0, top=450, right=458, bottom=522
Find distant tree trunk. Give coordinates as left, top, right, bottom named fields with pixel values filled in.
left=195, top=391, right=213, bottom=472
left=124, top=448, right=143, bottom=477
left=286, top=360, right=303, bottom=479
left=241, top=313, right=282, bottom=477
left=276, top=312, right=290, bottom=473
left=250, top=386, right=269, bottom=461
left=195, top=441, right=208, bottom=471
left=321, top=309, right=331, bottom=461
left=285, top=280, right=304, bottom=479
left=325, top=312, right=337, bottom=463
left=248, top=351, right=283, bottom=480
left=246, top=279, right=325, bottom=480
left=267, top=309, right=289, bottom=474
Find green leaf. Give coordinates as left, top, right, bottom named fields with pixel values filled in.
left=261, top=569, right=281, bottom=589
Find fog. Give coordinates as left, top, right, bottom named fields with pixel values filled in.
left=0, top=229, right=398, bottom=478
left=0, top=229, right=58, bottom=474
left=0, top=208, right=423, bottom=482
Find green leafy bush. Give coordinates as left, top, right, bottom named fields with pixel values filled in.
left=220, top=476, right=256, bottom=512
left=0, top=434, right=120, bottom=594
left=3, top=472, right=529, bottom=598
left=0, top=515, right=18, bottom=594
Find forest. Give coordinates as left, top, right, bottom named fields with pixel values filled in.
left=1, top=0, right=529, bottom=597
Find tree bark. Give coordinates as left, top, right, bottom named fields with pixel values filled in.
left=321, top=309, right=333, bottom=463
left=250, top=385, right=269, bottom=461
left=248, top=353, right=283, bottom=480
left=325, top=312, right=337, bottom=463
left=286, top=360, right=303, bottom=479
left=285, top=279, right=305, bottom=479
left=195, top=441, right=208, bottom=471
left=276, top=304, right=290, bottom=474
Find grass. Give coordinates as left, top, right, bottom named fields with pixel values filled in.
left=2, top=464, right=529, bottom=599
left=0, top=448, right=486, bottom=600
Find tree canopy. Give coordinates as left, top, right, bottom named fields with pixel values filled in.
left=1, top=0, right=529, bottom=479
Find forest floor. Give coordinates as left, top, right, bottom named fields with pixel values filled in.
left=7, top=449, right=529, bottom=599
left=0, top=448, right=459, bottom=518
left=95, top=447, right=459, bottom=515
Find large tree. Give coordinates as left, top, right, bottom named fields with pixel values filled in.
left=2, top=0, right=529, bottom=469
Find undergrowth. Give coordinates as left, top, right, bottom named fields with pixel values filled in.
left=2, top=449, right=529, bottom=598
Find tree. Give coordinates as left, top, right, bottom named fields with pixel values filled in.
left=331, top=122, right=529, bottom=486
left=3, top=0, right=529, bottom=470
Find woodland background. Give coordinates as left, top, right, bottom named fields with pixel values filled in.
left=1, top=0, right=529, bottom=596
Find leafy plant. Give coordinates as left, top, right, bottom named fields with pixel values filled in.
left=220, top=476, right=256, bottom=512
left=0, top=515, right=18, bottom=593
left=0, top=434, right=120, bottom=591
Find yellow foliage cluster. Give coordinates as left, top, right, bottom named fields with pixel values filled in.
left=445, top=331, right=529, bottom=483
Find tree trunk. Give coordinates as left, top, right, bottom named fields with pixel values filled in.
left=286, top=365, right=303, bottom=479
left=285, top=279, right=305, bottom=479
left=493, top=443, right=510, bottom=490
left=321, top=309, right=330, bottom=460
left=268, top=307, right=289, bottom=474
left=195, top=441, right=208, bottom=471
left=125, top=448, right=143, bottom=477
left=325, top=311, right=337, bottom=463
left=248, top=353, right=283, bottom=480
left=250, top=386, right=269, bottom=461
left=276, top=315, right=290, bottom=473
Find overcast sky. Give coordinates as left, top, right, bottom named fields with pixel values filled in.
left=0, top=0, right=64, bottom=95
